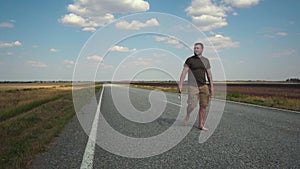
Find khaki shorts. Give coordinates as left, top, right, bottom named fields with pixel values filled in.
left=187, top=85, right=210, bottom=108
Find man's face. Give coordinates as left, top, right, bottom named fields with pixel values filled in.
left=194, top=44, right=203, bottom=56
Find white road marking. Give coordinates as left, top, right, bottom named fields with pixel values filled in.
left=80, top=85, right=105, bottom=169
left=223, top=99, right=300, bottom=114
left=163, top=100, right=182, bottom=107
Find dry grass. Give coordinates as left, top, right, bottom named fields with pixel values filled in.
left=226, top=91, right=300, bottom=111
left=0, top=83, right=72, bottom=113
left=0, top=82, right=102, bottom=169
left=0, top=82, right=72, bottom=91
left=0, top=94, right=74, bottom=168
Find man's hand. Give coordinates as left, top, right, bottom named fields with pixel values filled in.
left=209, top=86, right=214, bottom=96
left=179, top=67, right=189, bottom=93
left=178, top=84, right=183, bottom=93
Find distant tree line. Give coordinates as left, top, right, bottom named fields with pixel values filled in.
left=286, top=78, right=300, bottom=82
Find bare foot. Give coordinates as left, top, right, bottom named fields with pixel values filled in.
left=183, top=116, right=189, bottom=126
left=183, top=119, right=188, bottom=126
left=199, top=127, right=208, bottom=131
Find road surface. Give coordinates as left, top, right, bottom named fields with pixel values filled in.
left=30, top=85, right=300, bottom=168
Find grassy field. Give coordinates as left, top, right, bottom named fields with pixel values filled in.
left=0, top=82, right=102, bottom=169
left=130, top=82, right=300, bottom=112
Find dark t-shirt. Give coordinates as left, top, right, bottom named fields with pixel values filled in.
left=184, top=55, right=211, bottom=86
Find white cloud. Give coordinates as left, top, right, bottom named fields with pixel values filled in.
left=109, top=45, right=137, bottom=52
left=224, top=0, right=260, bottom=8
left=190, top=15, right=228, bottom=31
left=60, top=13, right=88, bottom=27
left=50, top=48, right=58, bottom=53
left=60, top=0, right=150, bottom=31
left=59, top=13, right=113, bottom=28
left=115, top=18, right=159, bottom=30
left=87, top=55, right=103, bottom=61
left=82, top=27, right=97, bottom=32
left=272, top=49, right=296, bottom=58
left=155, top=36, right=184, bottom=49
left=185, top=0, right=228, bottom=31
left=186, top=0, right=227, bottom=17
left=0, top=41, right=22, bottom=48
left=0, top=21, right=15, bottom=28
left=27, top=60, right=47, bottom=68
left=206, top=34, right=240, bottom=49
left=186, top=0, right=260, bottom=31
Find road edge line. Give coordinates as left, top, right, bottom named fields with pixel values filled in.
left=215, top=98, right=300, bottom=114
left=80, top=85, right=105, bottom=169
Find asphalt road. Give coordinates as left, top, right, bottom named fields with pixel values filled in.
left=30, top=85, right=300, bottom=169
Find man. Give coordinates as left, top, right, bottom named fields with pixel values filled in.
left=178, top=42, right=214, bottom=131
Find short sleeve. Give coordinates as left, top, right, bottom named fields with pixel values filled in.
left=184, top=58, right=191, bottom=68
left=201, top=57, right=211, bottom=69
left=206, top=59, right=211, bottom=69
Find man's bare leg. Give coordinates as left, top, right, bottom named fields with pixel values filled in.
left=183, top=105, right=194, bottom=125
left=199, top=106, right=208, bottom=131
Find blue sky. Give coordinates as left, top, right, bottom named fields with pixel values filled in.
left=0, top=0, right=299, bottom=81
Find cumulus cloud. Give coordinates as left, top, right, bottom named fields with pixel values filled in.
left=204, top=33, right=239, bottom=50
left=155, top=36, right=184, bottom=49
left=186, top=0, right=227, bottom=17
left=60, top=13, right=88, bottom=27
left=115, top=18, right=159, bottom=30
left=0, top=41, right=22, bottom=48
left=60, top=13, right=113, bottom=28
left=209, top=34, right=239, bottom=48
left=27, top=60, right=47, bottom=68
left=186, top=0, right=260, bottom=31
left=87, top=55, right=103, bottom=61
left=224, top=0, right=259, bottom=8
left=59, top=0, right=150, bottom=31
left=185, top=0, right=228, bottom=31
left=109, top=45, right=137, bottom=52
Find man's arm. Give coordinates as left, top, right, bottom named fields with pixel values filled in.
left=207, top=69, right=214, bottom=96
left=178, top=66, right=189, bottom=93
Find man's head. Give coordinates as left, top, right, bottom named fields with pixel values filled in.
left=194, top=42, right=204, bottom=56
